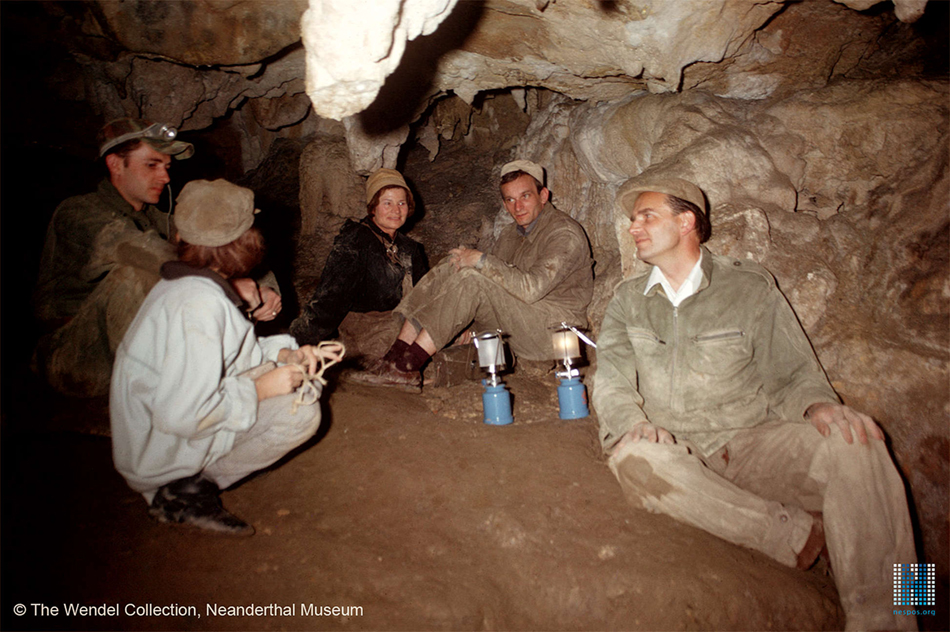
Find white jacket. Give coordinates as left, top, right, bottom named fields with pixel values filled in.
left=110, top=264, right=296, bottom=499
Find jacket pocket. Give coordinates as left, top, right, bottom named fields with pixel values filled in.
left=626, top=326, right=666, bottom=359
left=688, top=329, right=750, bottom=376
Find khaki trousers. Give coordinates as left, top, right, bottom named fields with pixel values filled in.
left=395, top=260, right=564, bottom=361
left=609, top=421, right=917, bottom=631
left=35, top=265, right=159, bottom=397
left=203, top=388, right=321, bottom=490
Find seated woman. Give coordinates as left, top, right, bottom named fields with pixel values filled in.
left=290, top=169, right=428, bottom=358
left=110, top=179, right=344, bottom=536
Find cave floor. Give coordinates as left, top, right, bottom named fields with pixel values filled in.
left=2, top=366, right=843, bottom=631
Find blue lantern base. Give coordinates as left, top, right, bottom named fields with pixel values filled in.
left=482, top=380, right=513, bottom=425
left=557, top=376, right=589, bottom=419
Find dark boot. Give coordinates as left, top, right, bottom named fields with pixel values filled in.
left=149, top=474, right=254, bottom=536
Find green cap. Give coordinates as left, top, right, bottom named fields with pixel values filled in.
left=98, top=118, right=194, bottom=159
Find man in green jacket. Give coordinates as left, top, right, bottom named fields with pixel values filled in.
left=593, top=176, right=917, bottom=631
left=354, top=160, right=593, bottom=389
left=33, top=118, right=281, bottom=397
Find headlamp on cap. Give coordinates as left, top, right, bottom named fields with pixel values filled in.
left=99, top=122, right=179, bottom=157
left=146, top=123, right=178, bottom=142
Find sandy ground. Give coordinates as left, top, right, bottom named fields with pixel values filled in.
left=1, top=362, right=845, bottom=631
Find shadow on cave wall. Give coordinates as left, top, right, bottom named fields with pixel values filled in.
left=359, top=1, right=487, bottom=135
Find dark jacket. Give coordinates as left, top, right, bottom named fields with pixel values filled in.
left=291, top=218, right=428, bottom=344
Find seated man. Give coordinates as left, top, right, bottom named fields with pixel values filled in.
left=33, top=118, right=280, bottom=397
left=593, top=176, right=917, bottom=631
left=354, top=160, right=593, bottom=389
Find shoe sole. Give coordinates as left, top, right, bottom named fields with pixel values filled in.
left=149, top=509, right=255, bottom=537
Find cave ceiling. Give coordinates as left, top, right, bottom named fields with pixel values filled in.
left=35, top=0, right=936, bottom=135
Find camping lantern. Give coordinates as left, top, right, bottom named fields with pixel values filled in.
left=552, top=323, right=595, bottom=419
left=473, top=330, right=513, bottom=426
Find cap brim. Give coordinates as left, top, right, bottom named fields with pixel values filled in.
left=144, top=139, right=194, bottom=160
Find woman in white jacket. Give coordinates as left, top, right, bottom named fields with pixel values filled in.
left=111, top=179, right=343, bottom=536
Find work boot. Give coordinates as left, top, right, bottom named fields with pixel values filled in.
left=149, top=474, right=254, bottom=536
left=344, top=358, right=422, bottom=392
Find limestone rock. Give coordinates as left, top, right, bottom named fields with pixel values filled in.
left=90, top=0, right=307, bottom=65
left=301, top=0, right=459, bottom=120
left=298, top=133, right=366, bottom=236
left=683, top=1, right=898, bottom=99
left=432, top=0, right=784, bottom=104
left=342, top=116, right=410, bottom=175
left=834, top=0, right=929, bottom=23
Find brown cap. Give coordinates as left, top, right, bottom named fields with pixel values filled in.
left=617, top=176, right=706, bottom=217
left=365, top=168, right=412, bottom=204
left=98, top=118, right=194, bottom=159
left=501, top=160, right=545, bottom=186
left=175, top=179, right=259, bottom=247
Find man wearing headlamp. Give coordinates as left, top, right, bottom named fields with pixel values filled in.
left=33, top=118, right=281, bottom=397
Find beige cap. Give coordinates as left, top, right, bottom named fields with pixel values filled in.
left=365, top=168, right=412, bottom=204
left=175, top=179, right=259, bottom=247
left=617, top=176, right=706, bottom=217
left=501, top=160, right=545, bottom=186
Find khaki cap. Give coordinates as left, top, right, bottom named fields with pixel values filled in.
left=501, top=160, right=545, bottom=186
left=366, top=168, right=412, bottom=204
left=617, top=176, right=706, bottom=217
left=175, top=179, right=259, bottom=247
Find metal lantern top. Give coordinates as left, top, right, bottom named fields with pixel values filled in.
left=552, top=327, right=581, bottom=362
left=474, top=330, right=506, bottom=372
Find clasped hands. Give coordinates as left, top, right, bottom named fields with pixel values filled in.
left=448, top=246, right=483, bottom=271
left=231, top=278, right=282, bottom=322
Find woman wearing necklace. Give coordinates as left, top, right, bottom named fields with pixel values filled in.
left=290, top=169, right=428, bottom=358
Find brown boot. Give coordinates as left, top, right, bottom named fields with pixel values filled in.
left=345, top=358, right=422, bottom=392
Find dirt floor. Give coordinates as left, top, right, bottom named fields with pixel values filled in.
left=1, top=360, right=847, bottom=632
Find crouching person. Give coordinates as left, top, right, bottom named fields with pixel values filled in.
left=110, top=179, right=343, bottom=536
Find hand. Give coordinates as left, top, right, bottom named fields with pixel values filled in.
left=805, top=402, right=885, bottom=445
left=254, top=365, right=305, bottom=401
left=448, top=247, right=483, bottom=271
left=231, top=277, right=261, bottom=310
left=454, top=330, right=476, bottom=346
left=251, top=286, right=282, bottom=322
left=278, top=343, right=345, bottom=375
left=617, top=421, right=675, bottom=448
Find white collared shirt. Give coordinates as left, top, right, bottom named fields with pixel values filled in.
left=644, top=253, right=704, bottom=307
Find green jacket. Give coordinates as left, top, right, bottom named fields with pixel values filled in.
left=34, top=179, right=175, bottom=323
left=476, top=202, right=593, bottom=328
left=593, top=248, right=839, bottom=456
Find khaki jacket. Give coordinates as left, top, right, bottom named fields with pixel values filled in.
left=476, top=203, right=593, bottom=328
left=593, top=248, right=839, bottom=456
